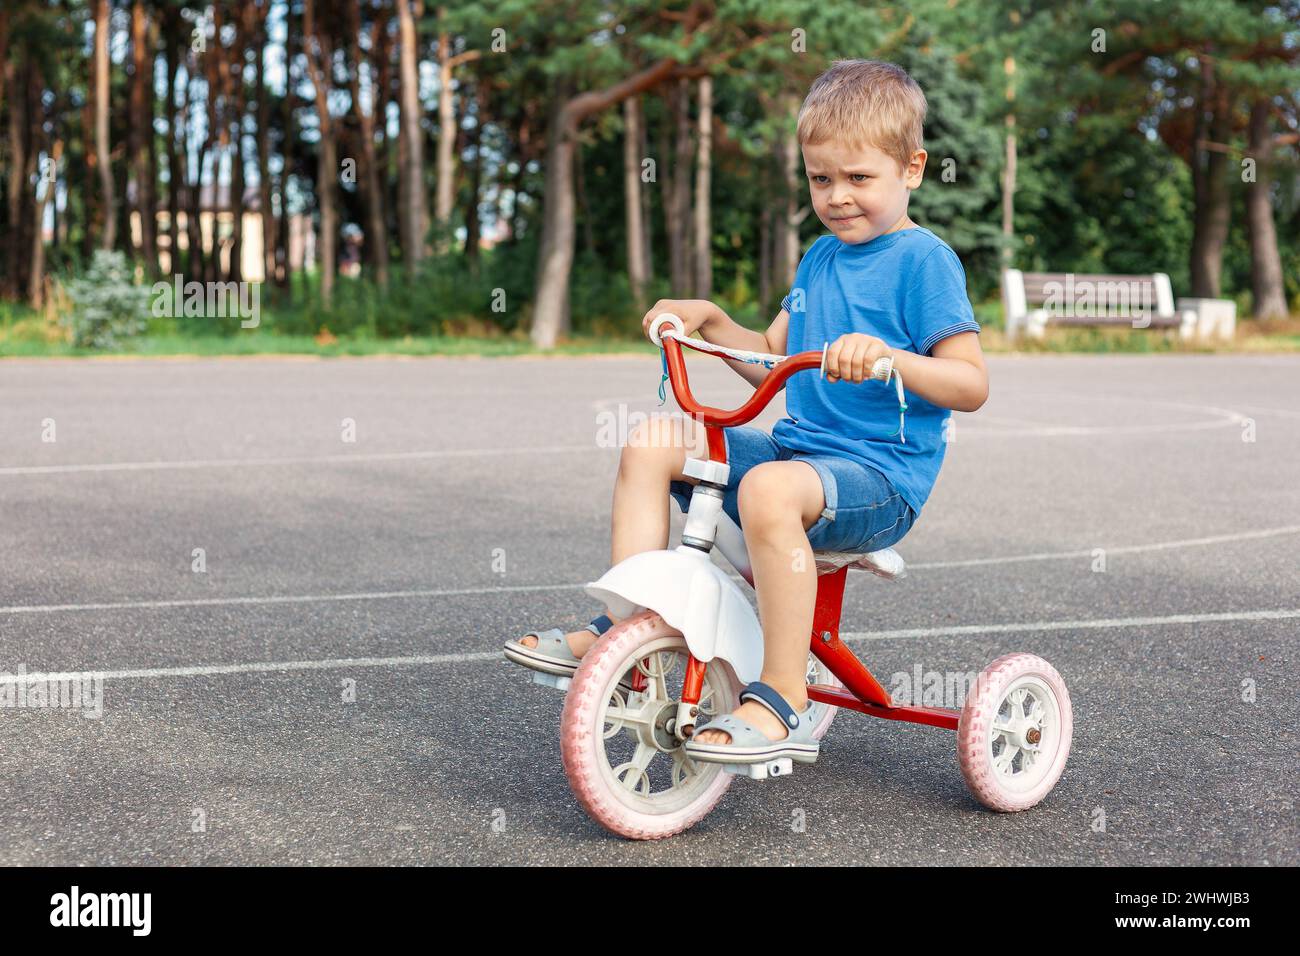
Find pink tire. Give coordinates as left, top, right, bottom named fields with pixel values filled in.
left=957, top=653, right=1073, bottom=812
left=561, top=611, right=742, bottom=840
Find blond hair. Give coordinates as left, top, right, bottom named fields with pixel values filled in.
left=796, top=59, right=927, bottom=173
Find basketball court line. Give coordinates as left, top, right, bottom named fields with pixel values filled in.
left=3, top=607, right=1296, bottom=686
left=3, top=523, right=1295, bottom=616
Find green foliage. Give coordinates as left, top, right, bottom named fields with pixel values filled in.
left=63, top=251, right=149, bottom=350
left=4, top=0, right=1296, bottom=347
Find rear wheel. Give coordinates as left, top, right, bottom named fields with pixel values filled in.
left=957, top=653, right=1072, bottom=812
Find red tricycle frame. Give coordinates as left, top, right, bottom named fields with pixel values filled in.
left=653, top=334, right=960, bottom=734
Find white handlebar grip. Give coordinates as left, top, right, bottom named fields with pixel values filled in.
left=648, top=313, right=685, bottom=347
left=871, top=356, right=894, bottom=382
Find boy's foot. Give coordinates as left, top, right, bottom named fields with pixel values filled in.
left=683, top=681, right=820, bottom=766
left=515, top=628, right=598, bottom=659
left=693, top=695, right=805, bottom=745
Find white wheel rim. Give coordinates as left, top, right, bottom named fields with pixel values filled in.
left=986, top=675, right=1062, bottom=793
left=593, top=637, right=733, bottom=816
left=804, top=652, right=837, bottom=726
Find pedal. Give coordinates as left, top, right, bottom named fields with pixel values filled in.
left=722, top=758, right=793, bottom=780
left=530, top=672, right=572, bottom=692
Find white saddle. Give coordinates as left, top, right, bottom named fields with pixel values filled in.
left=813, top=547, right=906, bottom=580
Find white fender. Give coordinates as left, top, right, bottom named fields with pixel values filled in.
left=584, top=546, right=763, bottom=684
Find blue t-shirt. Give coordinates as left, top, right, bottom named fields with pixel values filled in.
left=775, top=226, right=980, bottom=514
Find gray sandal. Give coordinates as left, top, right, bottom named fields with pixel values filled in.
left=503, top=614, right=615, bottom=680
left=683, top=681, right=820, bottom=766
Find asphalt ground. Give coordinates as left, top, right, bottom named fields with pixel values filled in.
left=0, top=352, right=1296, bottom=864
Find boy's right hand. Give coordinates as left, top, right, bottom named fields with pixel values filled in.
left=642, top=299, right=717, bottom=343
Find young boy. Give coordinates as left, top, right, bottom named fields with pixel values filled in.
left=506, top=59, right=987, bottom=762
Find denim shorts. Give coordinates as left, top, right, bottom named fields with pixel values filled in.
left=669, top=425, right=917, bottom=554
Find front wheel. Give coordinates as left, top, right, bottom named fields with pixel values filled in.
left=561, top=611, right=742, bottom=840
left=957, top=653, right=1072, bottom=812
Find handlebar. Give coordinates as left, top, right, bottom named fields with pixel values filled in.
left=648, top=313, right=893, bottom=429
left=664, top=334, right=821, bottom=428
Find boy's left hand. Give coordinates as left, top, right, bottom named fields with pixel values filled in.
left=824, top=333, right=894, bottom=383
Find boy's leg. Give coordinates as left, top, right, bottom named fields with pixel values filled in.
left=693, top=460, right=825, bottom=746
left=517, top=414, right=709, bottom=653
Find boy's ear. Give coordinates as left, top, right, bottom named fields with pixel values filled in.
left=904, top=149, right=927, bottom=189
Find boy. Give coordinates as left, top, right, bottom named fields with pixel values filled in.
left=506, top=59, right=987, bottom=763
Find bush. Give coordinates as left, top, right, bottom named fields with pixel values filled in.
left=63, top=251, right=150, bottom=349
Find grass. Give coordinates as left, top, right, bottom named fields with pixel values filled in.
left=0, top=329, right=666, bottom=359
left=3, top=297, right=1297, bottom=359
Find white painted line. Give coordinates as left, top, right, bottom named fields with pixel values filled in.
left=0, top=582, right=581, bottom=615
left=0, top=444, right=602, bottom=476
left=839, top=607, right=1300, bottom=642
left=956, top=392, right=1250, bottom=437
left=5, top=607, right=1296, bottom=686
left=3, top=523, right=1295, bottom=617
left=0, top=651, right=501, bottom=684
left=0, top=392, right=1269, bottom=477
left=1228, top=403, right=1300, bottom=421
left=907, top=524, right=1300, bottom=570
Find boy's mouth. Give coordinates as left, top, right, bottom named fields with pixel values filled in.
left=832, top=214, right=864, bottom=224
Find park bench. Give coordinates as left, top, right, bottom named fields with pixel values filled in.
left=1002, top=269, right=1199, bottom=341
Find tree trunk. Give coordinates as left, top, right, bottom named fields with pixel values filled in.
left=164, top=7, right=181, bottom=275
left=375, top=14, right=395, bottom=264
left=1001, top=57, right=1016, bottom=269
left=256, top=1, right=275, bottom=285
left=574, top=136, right=595, bottom=258
left=463, top=82, right=485, bottom=274
left=0, top=10, right=11, bottom=297
left=229, top=89, right=245, bottom=284
left=508, top=100, right=534, bottom=245
left=1245, top=99, right=1288, bottom=319
left=531, top=83, right=577, bottom=346
left=529, top=58, right=681, bottom=348
left=638, top=96, right=653, bottom=284
left=623, top=95, right=648, bottom=310
left=668, top=78, right=692, bottom=295
left=278, top=10, right=297, bottom=291
left=148, top=12, right=159, bottom=269
left=303, top=0, right=336, bottom=308
left=693, top=75, right=712, bottom=299
left=435, top=11, right=455, bottom=253
left=18, top=74, right=39, bottom=296
left=347, top=0, right=389, bottom=289
left=758, top=200, right=772, bottom=311
left=0, top=7, right=9, bottom=109
left=30, top=140, right=63, bottom=307
left=228, top=10, right=248, bottom=284
left=397, top=0, right=426, bottom=274
left=184, top=68, right=205, bottom=282
left=93, top=0, right=116, bottom=250
left=1189, top=60, right=1231, bottom=298
left=199, top=5, right=225, bottom=284
left=776, top=92, right=800, bottom=292
left=130, top=0, right=157, bottom=273
left=5, top=57, right=26, bottom=299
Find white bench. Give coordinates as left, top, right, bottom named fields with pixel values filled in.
left=1003, top=269, right=1197, bottom=341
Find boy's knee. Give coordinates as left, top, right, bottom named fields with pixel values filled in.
left=622, top=415, right=691, bottom=472
left=737, top=465, right=797, bottom=523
